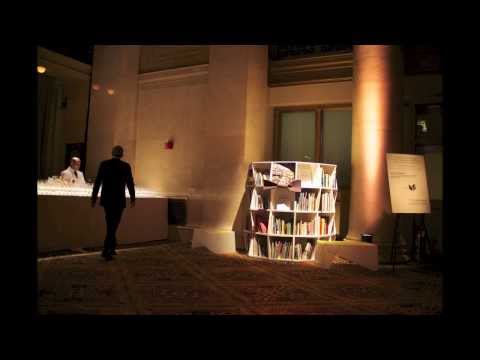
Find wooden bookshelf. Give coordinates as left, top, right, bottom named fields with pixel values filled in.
left=245, top=161, right=338, bottom=261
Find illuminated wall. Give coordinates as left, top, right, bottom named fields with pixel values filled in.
left=134, top=65, right=209, bottom=226
left=134, top=46, right=270, bottom=231
left=201, top=46, right=270, bottom=231
left=347, top=45, right=403, bottom=260
left=86, top=46, right=140, bottom=178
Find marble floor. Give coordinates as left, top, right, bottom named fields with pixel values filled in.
left=38, top=242, right=442, bottom=315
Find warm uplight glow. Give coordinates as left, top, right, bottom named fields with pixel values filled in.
left=92, top=84, right=101, bottom=91
left=107, top=89, right=115, bottom=95
left=37, top=66, right=47, bottom=74
left=362, top=83, right=384, bottom=189
left=348, top=45, right=402, bottom=241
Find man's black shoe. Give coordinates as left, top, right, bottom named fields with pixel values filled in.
left=101, top=252, right=114, bottom=261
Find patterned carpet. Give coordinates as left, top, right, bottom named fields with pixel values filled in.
left=38, top=242, right=442, bottom=315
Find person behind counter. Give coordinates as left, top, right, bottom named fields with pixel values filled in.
left=91, top=145, right=136, bottom=261
left=60, top=157, right=86, bottom=185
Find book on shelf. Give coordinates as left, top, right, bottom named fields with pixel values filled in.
left=271, top=240, right=292, bottom=260
left=328, top=217, right=336, bottom=235
left=296, top=191, right=321, bottom=212
left=271, top=216, right=293, bottom=235
left=313, top=165, right=323, bottom=187
left=321, top=192, right=335, bottom=212
left=293, top=242, right=314, bottom=260
left=254, top=212, right=269, bottom=233
left=249, top=237, right=267, bottom=257
left=250, top=188, right=262, bottom=210
left=252, top=165, right=271, bottom=187
left=253, top=171, right=263, bottom=186
left=297, top=164, right=313, bottom=187
left=321, top=169, right=337, bottom=188
left=303, top=242, right=313, bottom=260
left=295, top=215, right=321, bottom=236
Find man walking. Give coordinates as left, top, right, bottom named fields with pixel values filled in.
left=91, top=145, right=135, bottom=261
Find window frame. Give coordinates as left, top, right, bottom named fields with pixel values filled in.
left=273, top=103, right=352, bottom=164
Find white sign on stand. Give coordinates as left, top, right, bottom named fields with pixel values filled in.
left=386, top=153, right=431, bottom=214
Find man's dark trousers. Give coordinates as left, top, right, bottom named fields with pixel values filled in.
left=103, top=206, right=124, bottom=255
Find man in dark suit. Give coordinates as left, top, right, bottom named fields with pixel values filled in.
left=91, top=145, right=135, bottom=261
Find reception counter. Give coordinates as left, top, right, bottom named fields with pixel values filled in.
left=37, top=182, right=168, bottom=253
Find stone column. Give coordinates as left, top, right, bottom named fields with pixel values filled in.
left=346, top=45, right=403, bottom=262
left=86, top=46, right=140, bottom=178
left=192, top=45, right=269, bottom=252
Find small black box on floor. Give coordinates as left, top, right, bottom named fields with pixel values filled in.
left=361, top=233, right=373, bottom=243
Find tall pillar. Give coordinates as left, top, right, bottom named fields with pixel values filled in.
left=346, top=45, right=403, bottom=262
left=192, top=45, right=269, bottom=252
left=86, top=46, right=140, bottom=178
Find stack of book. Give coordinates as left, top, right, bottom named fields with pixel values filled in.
left=321, top=170, right=337, bottom=188
left=271, top=217, right=292, bottom=235
left=318, top=217, right=336, bottom=235
left=294, top=242, right=314, bottom=260
left=296, top=192, right=321, bottom=211
left=250, top=189, right=264, bottom=209
left=271, top=240, right=293, bottom=259
left=302, top=242, right=313, bottom=260
left=253, top=171, right=265, bottom=186
left=248, top=237, right=265, bottom=257
left=321, top=192, right=335, bottom=212
left=295, top=215, right=320, bottom=236
left=319, top=217, right=327, bottom=235
left=312, top=166, right=323, bottom=186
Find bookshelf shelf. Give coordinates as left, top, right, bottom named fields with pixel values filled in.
left=266, top=233, right=294, bottom=237
left=245, top=161, right=338, bottom=262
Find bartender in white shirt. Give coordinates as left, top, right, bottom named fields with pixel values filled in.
left=60, top=157, right=86, bottom=185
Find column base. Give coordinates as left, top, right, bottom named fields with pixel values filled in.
left=315, top=239, right=378, bottom=271
left=192, top=227, right=236, bottom=254
left=168, top=225, right=194, bottom=243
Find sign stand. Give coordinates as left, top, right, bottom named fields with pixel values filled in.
left=390, top=214, right=401, bottom=272
left=387, top=153, right=432, bottom=272
left=391, top=214, right=432, bottom=272
left=411, top=214, right=432, bottom=264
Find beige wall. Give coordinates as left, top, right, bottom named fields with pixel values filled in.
left=201, top=46, right=253, bottom=230
left=269, top=81, right=353, bottom=107
left=140, top=46, right=209, bottom=73
left=86, top=45, right=140, bottom=178
left=134, top=46, right=270, bottom=231
left=62, top=79, right=89, bottom=144
left=135, top=65, right=208, bottom=226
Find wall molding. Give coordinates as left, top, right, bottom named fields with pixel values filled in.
left=138, top=64, right=209, bottom=89
left=37, top=46, right=91, bottom=80
left=269, top=52, right=353, bottom=87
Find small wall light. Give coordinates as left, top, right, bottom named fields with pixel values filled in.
left=107, top=89, right=115, bottom=95
left=37, top=66, right=47, bottom=74
left=92, top=84, right=101, bottom=91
